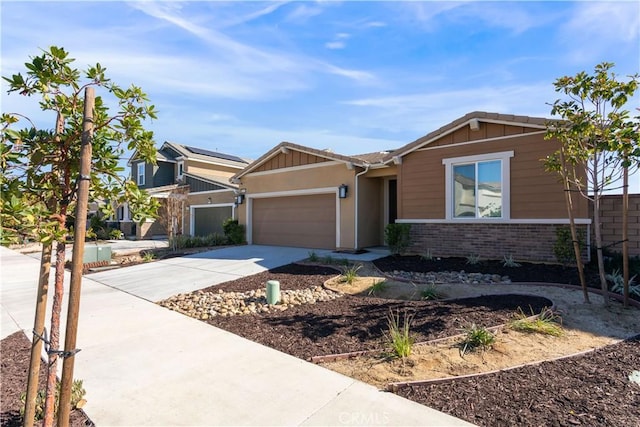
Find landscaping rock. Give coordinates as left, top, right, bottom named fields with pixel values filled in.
left=388, top=270, right=512, bottom=285
left=159, top=286, right=343, bottom=318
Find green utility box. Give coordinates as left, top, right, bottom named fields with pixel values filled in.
left=83, top=245, right=112, bottom=264
left=266, top=280, right=280, bottom=305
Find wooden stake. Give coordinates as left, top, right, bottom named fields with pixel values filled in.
left=57, top=87, right=94, bottom=427
left=23, top=243, right=52, bottom=427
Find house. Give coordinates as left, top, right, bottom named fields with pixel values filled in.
left=231, top=111, right=592, bottom=262
left=123, top=142, right=250, bottom=239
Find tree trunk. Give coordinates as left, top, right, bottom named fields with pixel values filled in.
left=23, top=243, right=52, bottom=427
left=43, top=239, right=66, bottom=426
left=560, top=149, right=589, bottom=303
left=592, top=194, right=610, bottom=307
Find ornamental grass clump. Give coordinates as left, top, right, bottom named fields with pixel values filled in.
left=386, top=309, right=415, bottom=358
left=420, top=283, right=444, bottom=300
left=341, top=264, right=362, bottom=285
left=368, top=279, right=389, bottom=296
left=509, top=307, right=563, bottom=337
left=459, top=324, right=495, bottom=357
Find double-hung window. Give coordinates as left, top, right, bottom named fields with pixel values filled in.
left=137, top=162, right=145, bottom=186
left=443, top=151, right=513, bottom=220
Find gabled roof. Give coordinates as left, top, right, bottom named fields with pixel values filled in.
left=162, top=142, right=250, bottom=168
left=128, top=141, right=250, bottom=168
left=183, top=171, right=237, bottom=189
left=382, top=111, right=559, bottom=163
left=232, top=141, right=385, bottom=181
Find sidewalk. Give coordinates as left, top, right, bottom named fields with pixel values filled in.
left=0, top=246, right=473, bottom=426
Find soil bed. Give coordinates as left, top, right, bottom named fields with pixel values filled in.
left=202, top=265, right=551, bottom=361
left=396, top=335, right=640, bottom=427
left=1, top=332, right=93, bottom=427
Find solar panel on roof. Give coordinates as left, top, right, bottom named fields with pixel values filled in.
left=185, top=146, right=248, bottom=164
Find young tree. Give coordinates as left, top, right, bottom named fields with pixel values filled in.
left=545, top=62, right=639, bottom=307
left=157, top=186, right=189, bottom=251
left=2, top=46, right=159, bottom=426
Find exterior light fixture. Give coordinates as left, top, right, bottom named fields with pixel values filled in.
left=338, top=184, right=348, bottom=199
left=207, top=197, right=212, bottom=204
left=235, top=194, right=245, bottom=205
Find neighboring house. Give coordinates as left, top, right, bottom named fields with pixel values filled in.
left=231, top=111, right=592, bottom=262
left=124, top=141, right=250, bottom=239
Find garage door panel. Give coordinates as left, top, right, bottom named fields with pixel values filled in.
left=194, top=206, right=233, bottom=236
left=252, top=194, right=335, bottom=249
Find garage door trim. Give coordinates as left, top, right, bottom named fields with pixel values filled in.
left=246, top=187, right=340, bottom=248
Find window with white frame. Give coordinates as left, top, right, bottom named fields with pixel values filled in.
left=443, top=151, right=513, bottom=220
left=177, top=161, right=184, bottom=180
left=137, top=162, right=145, bottom=186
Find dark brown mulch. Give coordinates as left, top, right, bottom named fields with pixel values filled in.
left=1, top=332, right=93, bottom=427
left=203, top=266, right=551, bottom=360
left=396, top=335, right=640, bottom=427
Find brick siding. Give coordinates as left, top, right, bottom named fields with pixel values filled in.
left=408, top=222, right=590, bottom=263
left=596, top=194, right=640, bottom=257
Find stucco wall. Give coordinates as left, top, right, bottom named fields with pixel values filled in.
left=239, top=162, right=357, bottom=248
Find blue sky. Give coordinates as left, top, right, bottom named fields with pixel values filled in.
left=1, top=1, right=639, bottom=191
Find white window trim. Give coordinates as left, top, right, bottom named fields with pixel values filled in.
left=137, top=162, right=145, bottom=186
left=443, top=151, right=513, bottom=220
left=177, top=161, right=184, bottom=180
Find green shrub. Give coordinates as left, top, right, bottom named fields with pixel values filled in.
left=109, top=228, right=124, bottom=240
left=223, top=218, right=245, bottom=245
left=502, top=255, right=521, bottom=268
left=385, top=223, right=411, bottom=255
left=606, top=269, right=640, bottom=297
left=466, top=254, right=481, bottom=265
left=307, top=251, right=319, bottom=262
left=20, top=379, right=86, bottom=421
left=553, top=226, right=585, bottom=266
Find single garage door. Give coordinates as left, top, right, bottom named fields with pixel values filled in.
left=193, top=206, right=233, bottom=236
left=252, top=194, right=336, bottom=249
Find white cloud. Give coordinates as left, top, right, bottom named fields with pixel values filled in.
left=364, top=21, right=387, bottom=28
left=343, top=83, right=555, bottom=135
left=284, top=4, right=324, bottom=23
left=561, top=2, right=640, bottom=63
left=325, top=41, right=346, bottom=50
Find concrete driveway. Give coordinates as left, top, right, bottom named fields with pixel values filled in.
left=1, top=246, right=470, bottom=426
left=88, top=245, right=385, bottom=302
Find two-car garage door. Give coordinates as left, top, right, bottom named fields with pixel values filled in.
left=252, top=194, right=336, bottom=249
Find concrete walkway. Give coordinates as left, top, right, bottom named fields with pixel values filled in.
left=0, top=246, right=472, bottom=426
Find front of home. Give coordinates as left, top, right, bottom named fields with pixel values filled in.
left=124, top=142, right=249, bottom=239
left=231, top=112, right=592, bottom=262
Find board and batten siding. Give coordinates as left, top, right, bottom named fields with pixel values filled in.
left=253, top=151, right=329, bottom=173
left=399, top=130, right=588, bottom=220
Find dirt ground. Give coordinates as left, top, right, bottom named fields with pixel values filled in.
left=322, top=269, right=640, bottom=388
